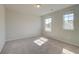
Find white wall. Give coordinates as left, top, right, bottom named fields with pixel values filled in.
left=42, top=5, right=79, bottom=47
left=0, top=5, right=5, bottom=52
left=6, top=9, right=41, bottom=41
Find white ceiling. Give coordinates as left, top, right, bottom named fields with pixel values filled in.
left=5, top=4, right=74, bottom=16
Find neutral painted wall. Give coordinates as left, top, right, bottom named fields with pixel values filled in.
left=41, top=5, right=79, bottom=46
left=6, top=9, right=41, bottom=41
left=0, top=5, right=5, bottom=52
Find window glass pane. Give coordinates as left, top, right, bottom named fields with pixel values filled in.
left=45, top=18, right=52, bottom=32
left=64, top=16, right=69, bottom=21
left=64, top=14, right=69, bottom=21
left=69, top=13, right=74, bottom=20
left=63, top=13, right=74, bottom=30
left=45, top=18, right=52, bottom=24
left=48, top=18, right=52, bottom=23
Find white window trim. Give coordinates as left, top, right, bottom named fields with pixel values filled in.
left=45, top=18, right=52, bottom=32
left=63, top=13, right=74, bottom=30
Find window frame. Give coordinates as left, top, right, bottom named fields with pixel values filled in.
left=44, top=18, right=52, bottom=32
left=63, top=13, right=74, bottom=30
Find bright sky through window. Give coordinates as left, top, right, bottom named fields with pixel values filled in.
left=45, top=18, right=52, bottom=32
left=63, top=13, right=74, bottom=30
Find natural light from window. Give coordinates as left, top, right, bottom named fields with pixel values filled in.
left=62, top=48, right=75, bottom=54
left=63, top=13, right=74, bottom=30
left=34, top=37, right=48, bottom=46
left=45, top=18, right=52, bottom=32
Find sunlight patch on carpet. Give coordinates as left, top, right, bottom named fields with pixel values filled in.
left=34, top=37, right=48, bottom=46
left=62, top=48, right=75, bottom=54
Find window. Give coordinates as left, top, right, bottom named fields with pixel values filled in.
left=63, top=13, right=74, bottom=30
left=45, top=18, right=52, bottom=32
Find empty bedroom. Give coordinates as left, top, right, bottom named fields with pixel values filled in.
left=0, top=4, right=79, bottom=54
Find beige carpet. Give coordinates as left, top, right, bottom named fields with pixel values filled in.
left=1, top=37, right=79, bottom=54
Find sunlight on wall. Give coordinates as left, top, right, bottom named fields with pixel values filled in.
left=62, top=48, right=75, bottom=54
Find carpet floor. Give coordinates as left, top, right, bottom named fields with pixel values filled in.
left=1, top=37, right=79, bottom=54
